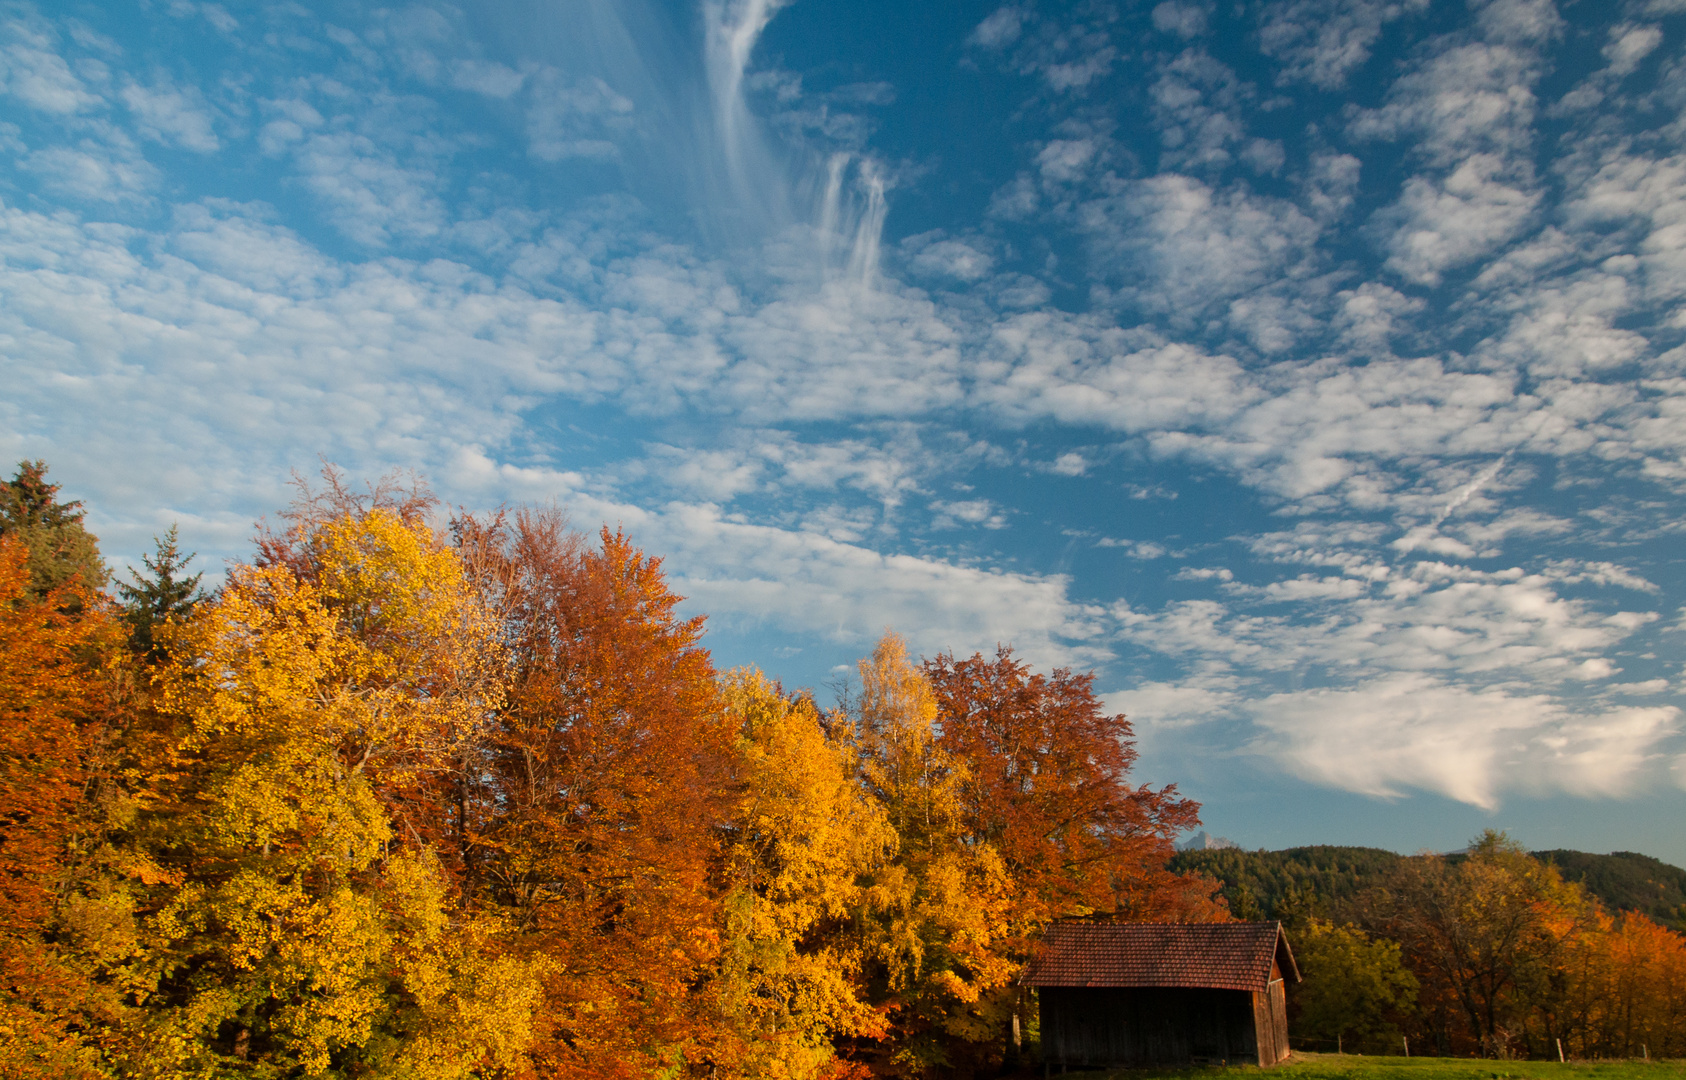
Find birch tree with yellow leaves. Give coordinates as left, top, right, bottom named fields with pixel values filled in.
left=849, top=632, right=1016, bottom=1075
left=716, top=669, right=894, bottom=1079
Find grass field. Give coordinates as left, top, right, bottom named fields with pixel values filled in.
left=1057, top=1051, right=1684, bottom=1080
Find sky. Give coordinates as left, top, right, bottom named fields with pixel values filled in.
left=3, top=0, right=1685, bottom=863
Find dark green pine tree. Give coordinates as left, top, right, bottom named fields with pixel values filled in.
left=116, top=525, right=205, bottom=663
left=0, top=459, right=108, bottom=603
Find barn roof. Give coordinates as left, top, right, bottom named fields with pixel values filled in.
left=1021, top=921, right=1299, bottom=991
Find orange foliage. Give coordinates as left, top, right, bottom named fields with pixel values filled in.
left=923, top=647, right=1217, bottom=926
left=466, top=512, right=736, bottom=1078
left=0, top=535, right=118, bottom=1077
left=1549, top=905, right=1686, bottom=1059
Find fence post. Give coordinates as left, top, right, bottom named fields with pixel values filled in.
left=1557, top=1039, right=1564, bottom=1063
left=1404, top=1037, right=1410, bottom=1058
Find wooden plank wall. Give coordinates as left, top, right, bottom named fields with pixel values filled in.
left=1248, top=979, right=1290, bottom=1065
left=1040, top=987, right=1258, bottom=1068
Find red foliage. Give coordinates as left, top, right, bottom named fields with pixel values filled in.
left=923, top=646, right=1220, bottom=925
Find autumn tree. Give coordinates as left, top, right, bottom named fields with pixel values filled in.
left=88, top=501, right=540, bottom=1078
left=716, top=669, right=893, bottom=1079
left=461, top=510, right=735, bottom=1079
left=1570, top=910, right=1686, bottom=1058
left=1365, top=831, right=1595, bottom=1057
left=845, top=632, right=1016, bottom=1075
left=0, top=461, right=108, bottom=604
left=0, top=536, right=121, bottom=1079
left=923, top=646, right=1209, bottom=925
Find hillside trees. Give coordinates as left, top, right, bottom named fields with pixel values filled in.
left=1366, top=832, right=1597, bottom=1057
left=1289, top=919, right=1418, bottom=1050
left=1189, top=836, right=1686, bottom=1061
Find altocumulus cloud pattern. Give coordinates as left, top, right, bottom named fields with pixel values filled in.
left=2, top=0, right=1684, bottom=855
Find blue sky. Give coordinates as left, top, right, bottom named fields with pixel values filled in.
left=5, top=0, right=1686, bottom=862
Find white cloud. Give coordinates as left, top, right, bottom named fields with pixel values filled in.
left=1348, top=41, right=1540, bottom=165
left=1124, top=557, right=1656, bottom=687
left=1475, top=273, right=1647, bottom=377
left=977, top=313, right=1260, bottom=431
left=120, top=78, right=219, bottom=152
left=1605, top=23, right=1663, bottom=77
left=1544, top=560, right=1660, bottom=593
left=1149, top=51, right=1256, bottom=174
left=452, top=59, right=525, bottom=98
left=1472, top=0, right=1562, bottom=46
left=0, top=22, right=101, bottom=114
left=662, top=504, right=1108, bottom=669
left=1251, top=675, right=1676, bottom=808
left=975, top=8, right=1117, bottom=92
left=1258, top=0, right=1426, bottom=89
left=1376, top=154, right=1540, bottom=285
left=526, top=69, right=634, bottom=161
left=901, top=232, right=995, bottom=282
left=22, top=138, right=158, bottom=203
left=929, top=498, right=1007, bottom=530
left=1049, top=451, right=1087, bottom=476
left=1108, top=678, right=1240, bottom=735
left=1097, top=538, right=1167, bottom=558
left=289, top=131, right=449, bottom=247
left=1151, top=2, right=1210, bottom=39
left=968, top=6, right=1024, bottom=50
left=1081, top=174, right=1323, bottom=320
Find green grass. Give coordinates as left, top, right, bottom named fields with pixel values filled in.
left=1070, top=1051, right=1684, bottom=1080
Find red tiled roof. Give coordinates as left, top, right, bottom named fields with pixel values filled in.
left=1022, top=921, right=1298, bottom=991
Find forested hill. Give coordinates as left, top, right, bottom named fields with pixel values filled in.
left=1170, top=845, right=1686, bottom=931
left=1534, top=850, right=1686, bottom=929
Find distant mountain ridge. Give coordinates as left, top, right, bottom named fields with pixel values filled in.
left=1168, top=845, right=1686, bottom=932
left=1175, top=830, right=1240, bottom=851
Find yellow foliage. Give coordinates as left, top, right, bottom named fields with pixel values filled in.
left=718, top=668, right=894, bottom=1079
left=107, top=508, right=539, bottom=1078
left=852, top=633, right=1016, bottom=1073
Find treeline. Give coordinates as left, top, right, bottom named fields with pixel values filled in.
left=1177, top=841, right=1686, bottom=1059
left=0, top=463, right=1224, bottom=1080
left=1171, top=845, right=1686, bottom=933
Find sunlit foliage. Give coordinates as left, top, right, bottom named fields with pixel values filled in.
left=9, top=463, right=1686, bottom=1077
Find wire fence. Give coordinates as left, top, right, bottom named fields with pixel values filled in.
left=1290, top=1036, right=1665, bottom=1062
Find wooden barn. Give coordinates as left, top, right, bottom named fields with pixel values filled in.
left=1022, top=921, right=1299, bottom=1071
